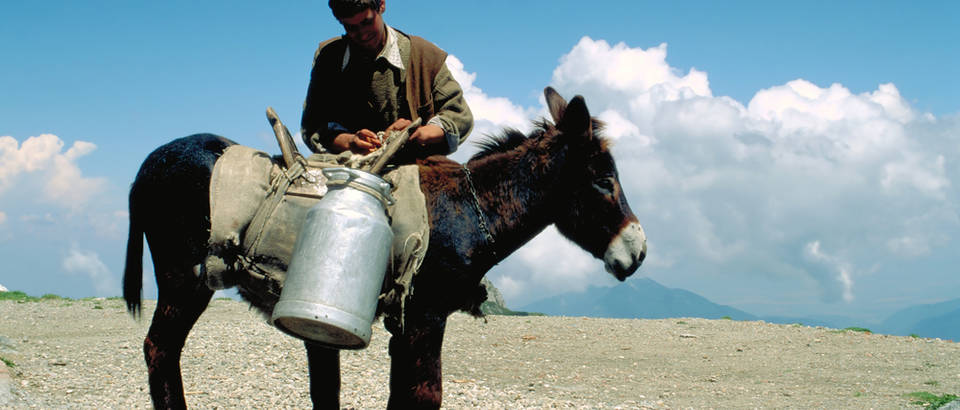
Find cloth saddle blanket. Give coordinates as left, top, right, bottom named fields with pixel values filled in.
left=204, top=145, right=428, bottom=312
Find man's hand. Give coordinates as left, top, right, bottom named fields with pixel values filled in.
left=409, top=124, right=445, bottom=148
left=332, top=129, right=382, bottom=155
left=386, top=118, right=412, bottom=134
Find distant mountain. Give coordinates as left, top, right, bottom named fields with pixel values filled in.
left=516, top=280, right=960, bottom=341
left=877, top=298, right=960, bottom=341
left=519, top=278, right=757, bottom=320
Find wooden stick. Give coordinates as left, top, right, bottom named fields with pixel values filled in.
left=368, top=118, right=422, bottom=175
left=266, top=107, right=300, bottom=168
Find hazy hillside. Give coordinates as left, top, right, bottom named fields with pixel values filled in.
left=878, top=298, right=960, bottom=340
left=519, top=278, right=757, bottom=320
left=511, top=279, right=960, bottom=341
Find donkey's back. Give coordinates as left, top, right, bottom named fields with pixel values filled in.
left=123, top=133, right=235, bottom=315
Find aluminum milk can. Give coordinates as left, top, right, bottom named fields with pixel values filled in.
left=271, top=167, right=394, bottom=349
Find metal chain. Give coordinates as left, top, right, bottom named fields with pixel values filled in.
left=462, top=165, right=496, bottom=255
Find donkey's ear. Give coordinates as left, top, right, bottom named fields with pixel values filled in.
left=557, top=95, right=592, bottom=138
left=545, top=86, right=567, bottom=124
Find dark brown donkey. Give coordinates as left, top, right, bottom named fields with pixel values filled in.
left=123, top=87, right=646, bottom=409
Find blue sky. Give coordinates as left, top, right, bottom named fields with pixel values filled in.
left=2, top=1, right=959, bottom=324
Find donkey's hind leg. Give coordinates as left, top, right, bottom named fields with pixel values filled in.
left=143, top=267, right=214, bottom=409
left=305, top=342, right=341, bottom=408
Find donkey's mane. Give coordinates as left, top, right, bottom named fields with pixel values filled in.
left=469, top=118, right=609, bottom=162
left=469, top=120, right=553, bottom=162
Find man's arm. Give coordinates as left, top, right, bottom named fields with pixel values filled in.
left=301, top=76, right=348, bottom=153
left=413, top=62, right=473, bottom=155
left=301, top=39, right=350, bottom=154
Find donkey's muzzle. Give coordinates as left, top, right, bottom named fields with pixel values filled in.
left=603, top=222, right=646, bottom=281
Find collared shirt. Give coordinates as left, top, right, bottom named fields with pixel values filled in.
left=340, top=25, right=456, bottom=150
left=301, top=26, right=473, bottom=155
left=342, top=25, right=405, bottom=74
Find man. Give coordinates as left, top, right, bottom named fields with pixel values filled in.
left=301, top=0, right=473, bottom=158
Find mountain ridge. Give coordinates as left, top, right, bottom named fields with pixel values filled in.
left=511, top=278, right=959, bottom=340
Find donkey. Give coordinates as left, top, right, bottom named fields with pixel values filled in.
left=123, top=87, right=646, bottom=408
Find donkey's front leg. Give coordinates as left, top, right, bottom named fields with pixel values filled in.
left=304, top=342, right=340, bottom=408
left=386, top=311, right=448, bottom=409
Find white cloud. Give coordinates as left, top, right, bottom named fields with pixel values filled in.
left=62, top=246, right=119, bottom=296
left=552, top=38, right=711, bottom=100
left=0, top=211, right=6, bottom=225
left=490, top=227, right=619, bottom=306
left=464, top=36, right=960, bottom=308
left=0, top=134, right=107, bottom=211
left=804, top=241, right=855, bottom=303
left=445, top=55, right=538, bottom=155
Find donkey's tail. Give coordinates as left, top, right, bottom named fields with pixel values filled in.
left=123, top=183, right=144, bottom=318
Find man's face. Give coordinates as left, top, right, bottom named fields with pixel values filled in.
left=339, top=4, right=386, bottom=55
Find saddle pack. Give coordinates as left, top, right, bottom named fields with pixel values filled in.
left=203, top=114, right=429, bottom=319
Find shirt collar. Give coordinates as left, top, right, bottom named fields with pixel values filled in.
left=342, top=25, right=405, bottom=73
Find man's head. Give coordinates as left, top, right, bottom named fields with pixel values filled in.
left=329, top=0, right=387, bottom=55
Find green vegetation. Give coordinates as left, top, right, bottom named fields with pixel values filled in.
left=844, top=327, right=872, bottom=333
left=720, top=316, right=732, bottom=320
left=0, top=291, right=118, bottom=306
left=907, top=391, right=958, bottom=409
left=0, top=290, right=66, bottom=302
left=911, top=333, right=922, bottom=338
left=831, top=326, right=872, bottom=334
left=1, top=356, right=15, bottom=368
left=479, top=301, right=544, bottom=316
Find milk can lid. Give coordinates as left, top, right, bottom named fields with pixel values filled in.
left=322, top=167, right=395, bottom=205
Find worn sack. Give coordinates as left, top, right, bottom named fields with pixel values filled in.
left=205, top=145, right=428, bottom=312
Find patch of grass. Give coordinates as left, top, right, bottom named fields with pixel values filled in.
left=844, top=327, right=872, bottom=333
left=907, top=391, right=958, bottom=409
left=0, top=291, right=71, bottom=302
left=40, top=293, right=66, bottom=300
left=924, top=380, right=940, bottom=387
left=720, top=316, right=732, bottom=320
left=910, top=333, right=922, bottom=338
left=0, top=290, right=34, bottom=301
left=1, top=356, right=15, bottom=368
left=676, top=320, right=687, bottom=325
left=832, top=326, right=872, bottom=334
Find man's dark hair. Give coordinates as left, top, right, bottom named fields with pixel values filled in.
left=329, top=0, right=382, bottom=20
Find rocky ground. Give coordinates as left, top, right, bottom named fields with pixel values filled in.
left=1, top=298, right=958, bottom=409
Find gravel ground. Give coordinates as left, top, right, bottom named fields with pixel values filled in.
left=1, top=298, right=959, bottom=409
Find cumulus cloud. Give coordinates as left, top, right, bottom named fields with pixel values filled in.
left=463, top=36, right=959, bottom=308
left=804, top=241, right=855, bottom=303
left=490, top=227, right=618, bottom=304
left=0, top=134, right=106, bottom=211
left=540, top=37, right=960, bottom=306
left=62, top=246, right=119, bottom=296
left=445, top=55, right=539, bottom=156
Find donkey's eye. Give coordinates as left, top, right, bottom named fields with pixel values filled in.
left=593, top=177, right=615, bottom=194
